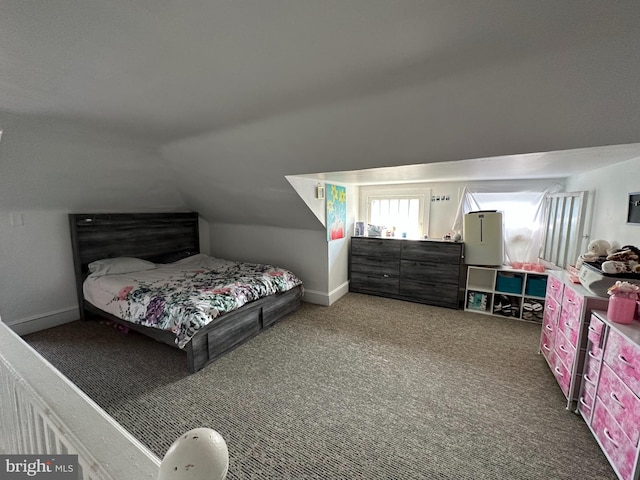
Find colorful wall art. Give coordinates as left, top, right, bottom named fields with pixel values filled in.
left=326, top=183, right=346, bottom=241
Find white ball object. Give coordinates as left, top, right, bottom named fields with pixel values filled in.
left=158, top=428, right=229, bottom=480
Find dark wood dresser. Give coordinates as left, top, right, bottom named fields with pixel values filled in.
left=349, top=237, right=464, bottom=309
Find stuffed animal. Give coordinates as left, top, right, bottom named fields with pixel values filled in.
left=575, top=239, right=611, bottom=270
left=602, top=260, right=640, bottom=274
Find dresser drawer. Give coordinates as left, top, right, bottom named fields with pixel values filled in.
left=543, top=295, right=561, bottom=327
left=584, top=343, right=603, bottom=385
left=552, top=352, right=571, bottom=398
left=546, top=275, right=564, bottom=304
left=592, top=400, right=636, bottom=480
left=400, top=241, right=461, bottom=263
left=351, top=238, right=401, bottom=257
left=350, top=272, right=399, bottom=294
left=604, top=329, right=640, bottom=397
left=351, top=256, right=399, bottom=275
left=561, top=286, right=585, bottom=319
left=578, top=379, right=596, bottom=421
left=587, top=314, right=606, bottom=346
left=558, top=308, right=580, bottom=348
left=400, top=259, right=460, bottom=285
left=598, top=362, right=640, bottom=446
left=540, top=330, right=554, bottom=364
left=554, top=330, right=577, bottom=372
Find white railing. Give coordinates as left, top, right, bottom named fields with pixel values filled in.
left=0, top=317, right=161, bottom=479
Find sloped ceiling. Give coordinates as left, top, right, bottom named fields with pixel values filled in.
left=1, top=1, right=640, bottom=229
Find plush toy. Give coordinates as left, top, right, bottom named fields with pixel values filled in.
left=575, top=239, right=611, bottom=270
left=602, top=260, right=640, bottom=274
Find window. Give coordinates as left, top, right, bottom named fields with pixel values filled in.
left=360, top=185, right=430, bottom=238
left=369, top=196, right=421, bottom=237
left=540, top=191, right=587, bottom=268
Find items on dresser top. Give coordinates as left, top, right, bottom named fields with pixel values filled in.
left=577, top=311, right=640, bottom=480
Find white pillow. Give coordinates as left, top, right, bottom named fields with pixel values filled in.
left=88, top=257, right=157, bottom=277
left=170, top=253, right=211, bottom=267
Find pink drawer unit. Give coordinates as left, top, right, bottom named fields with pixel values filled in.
left=604, top=329, right=640, bottom=398
left=543, top=295, right=561, bottom=326
left=554, top=330, right=577, bottom=372
left=541, top=308, right=556, bottom=339
left=558, top=308, right=580, bottom=348
left=561, top=286, right=585, bottom=320
left=583, top=350, right=602, bottom=388
left=546, top=274, right=564, bottom=304
left=592, top=400, right=636, bottom=480
left=598, top=362, right=640, bottom=446
left=579, top=366, right=598, bottom=421
left=540, top=330, right=554, bottom=365
left=588, top=314, right=606, bottom=345
left=552, top=352, right=571, bottom=398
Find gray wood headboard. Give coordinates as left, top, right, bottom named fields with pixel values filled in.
left=68, top=212, right=200, bottom=320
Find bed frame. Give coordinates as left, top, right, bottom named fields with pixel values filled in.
left=69, top=212, right=302, bottom=373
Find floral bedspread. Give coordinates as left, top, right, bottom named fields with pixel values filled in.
left=83, top=254, right=302, bottom=348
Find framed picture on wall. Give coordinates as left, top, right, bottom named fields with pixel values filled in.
left=628, top=192, right=640, bottom=225
left=326, top=183, right=346, bottom=241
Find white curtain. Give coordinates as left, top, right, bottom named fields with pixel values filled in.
left=452, top=181, right=563, bottom=265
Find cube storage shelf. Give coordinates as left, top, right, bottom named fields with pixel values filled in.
left=464, top=266, right=548, bottom=322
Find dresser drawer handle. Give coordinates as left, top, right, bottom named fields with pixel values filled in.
left=603, top=428, right=620, bottom=448
left=579, top=396, right=591, bottom=408
left=618, top=354, right=635, bottom=368
left=542, top=343, right=551, bottom=352
left=588, top=350, right=601, bottom=361
left=545, top=324, right=554, bottom=332
left=564, top=322, right=573, bottom=330
left=547, top=305, right=556, bottom=312
left=610, top=391, right=625, bottom=409
left=588, top=325, right=598, bottom=332
left=554, top=366, right=564, bottom=377
left=584, top=374, right=596, bottom=385
left=558, top=344, right=568, bottom=353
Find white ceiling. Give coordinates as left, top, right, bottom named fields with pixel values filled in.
left=1, top=1, right=640, bottom=226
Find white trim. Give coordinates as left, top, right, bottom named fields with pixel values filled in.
left=302, top=282, right=350, bottom=307
left=7, top=306, right=79, bottom=336
left=328, top=281, right=350, bottom=306
left=301, top=289, right=330, bottom=306
left=0, top=318, right=161, bottom=477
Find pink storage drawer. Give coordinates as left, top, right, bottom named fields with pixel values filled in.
left=604, top=329, right=640, bottom=398
left=598, top=362, right=640, bottom=446
left=588, top=314, right=606, bottom=344
left=540, top=330, right=554, bottom=365
left=554, top=330, right=576, bottom=372
left=558, top=308, right=580, bottom=348
left=592, top=400, right=636, bottom=480
left=552, top=353, right=571, bottom=398
left=546, top=275, right=564, bottom=304
left=561, top=285, right=585, bottom=319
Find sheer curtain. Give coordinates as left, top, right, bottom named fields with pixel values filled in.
left=452, top=181, right=563, bottom=265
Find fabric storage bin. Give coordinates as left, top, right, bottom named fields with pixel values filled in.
left=496, top=273, right=523, bottom=294
left=526, top=276, right=548, bottom=297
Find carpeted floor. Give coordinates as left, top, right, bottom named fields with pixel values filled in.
left=25, top=293, right=616, bottom=479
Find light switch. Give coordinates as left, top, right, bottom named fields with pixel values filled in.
left=10, top=212, right=24, bottom=226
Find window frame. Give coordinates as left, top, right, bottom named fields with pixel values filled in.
left=359, top=185, right=430, bottom=238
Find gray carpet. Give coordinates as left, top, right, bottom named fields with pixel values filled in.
left=25, top=293, right=616, bottom=479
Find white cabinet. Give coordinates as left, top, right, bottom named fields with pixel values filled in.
left=464, top=266, right=548, bottom=322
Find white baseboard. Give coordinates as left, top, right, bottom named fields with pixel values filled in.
left=7, top=306, right=79, bottom=336
left=302, top=282, right=350, bottom=307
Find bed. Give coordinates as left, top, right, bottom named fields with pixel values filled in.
left=69, top=212, right=303, bottom=373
